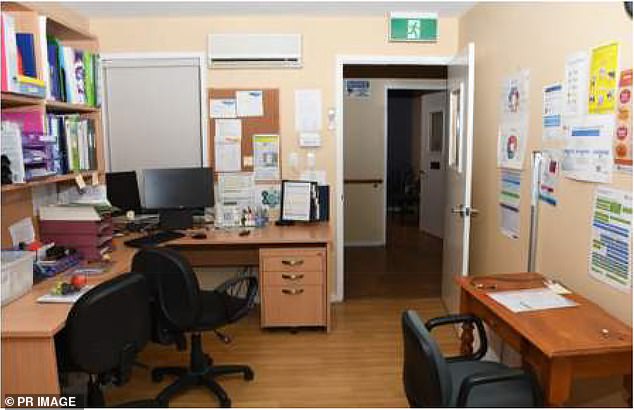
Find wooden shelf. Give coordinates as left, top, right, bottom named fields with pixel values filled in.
left=1, top=92, right=43, bottom=108
left=1, top=171, right=99, bottom=193
left=45, top=100, right=99, bottom=113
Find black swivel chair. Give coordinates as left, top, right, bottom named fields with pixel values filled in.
left=131, top=247, right=258, bottom=407
left=56, top=272, right=157, bottom=407
left=401, top=310, right=543, bottom=407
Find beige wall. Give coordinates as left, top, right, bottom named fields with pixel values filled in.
left=90, top=15, right=459, bottom=287
left=459, top=3, right=632, bottom=325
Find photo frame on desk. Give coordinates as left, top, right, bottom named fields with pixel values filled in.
left=279, top=180, right=317, bottom=222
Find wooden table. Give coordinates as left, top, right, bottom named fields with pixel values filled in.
left=457, top=273, right=632, bottom=406
left=1, top=223, right=332, bottom=397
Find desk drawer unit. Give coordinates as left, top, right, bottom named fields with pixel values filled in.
left=259, top=248, right=327, bottom=328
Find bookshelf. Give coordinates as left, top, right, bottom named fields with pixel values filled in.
left=1, top=2, right=103, bottom=247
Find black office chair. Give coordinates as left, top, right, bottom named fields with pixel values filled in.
left=401, top=310, right=543, bottom=407
left=131, top=247, right=258, bottom=407
left=56, top=272, right=157, bottom=407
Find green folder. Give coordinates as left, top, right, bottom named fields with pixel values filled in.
left=83, top=52, right=94, bottom=106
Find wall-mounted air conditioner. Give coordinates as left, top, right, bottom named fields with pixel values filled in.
left=208, top=34, right=302, bottom=68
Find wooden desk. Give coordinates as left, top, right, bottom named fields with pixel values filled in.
left=1, top=223, right=332, bottom=397
left=457, top=273, right=632, bottom=406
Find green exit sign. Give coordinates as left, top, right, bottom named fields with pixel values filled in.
left=389, top=12, right=438, bottom=42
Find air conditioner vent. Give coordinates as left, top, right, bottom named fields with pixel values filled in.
left=208, top=34, right=302, bottom=69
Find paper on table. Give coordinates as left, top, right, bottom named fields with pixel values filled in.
left=9, top=217, right=35, bottom=247
left=236, top=90, right=263, bottom=117
left=37, top=286, right=94, bottom=304
left=488, top=288, right=578, bottom=313
left=210, top=98, right=237, bottom=118
left=215, top=119, right=242, bottom=172
left=295, top=89, right=322, bottom=132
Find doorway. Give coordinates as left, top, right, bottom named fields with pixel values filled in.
left=341, top=70, right=448, bottom=299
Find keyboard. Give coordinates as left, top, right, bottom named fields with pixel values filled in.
left=124, top=231, right=185, bottom=248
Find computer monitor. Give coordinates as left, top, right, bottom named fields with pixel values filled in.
left=105, top=171, right=141, bottom=213
left=143, top=167, right=215, bottom=210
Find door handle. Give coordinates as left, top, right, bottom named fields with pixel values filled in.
left=451, top=205, right=480, bottom=218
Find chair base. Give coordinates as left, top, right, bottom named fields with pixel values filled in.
left=151, top=333, right=254, bottom=407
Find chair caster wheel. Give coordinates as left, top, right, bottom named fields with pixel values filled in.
left=244, top=368, right=254, bottom=381
left=151, top=371, right=164, bottom=383
left=220, top=398, right=231, bottom=408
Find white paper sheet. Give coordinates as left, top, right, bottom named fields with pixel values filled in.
left=215, top=119, right=242, bottom=172
left=299, top=132, right=321, bottom=147
left=9, top=217, right=35, bottom=247
left=295, top=89, right=322, bottom=132
left=37, top=285, right=94, bottom=304
left=236, top=90, right=264, bottom=117
left=563, top=51, right=590, bottom=120
left=497, top=120, right=528, bottom=169
left=1, top=121, right=25, bottom=183
left=543, top=83, right=564, bottom=140
left=562, top=116, right=613, bottom=183
left=210, top=98, right=237, bottom=118
left=487, top=288, right=578, bottom=313
left=538, top=149, right=561, bottom=206
left=216, top=173, right=255, bottom=227
left=499, top=205, right=520, bottom=239
left=281, top=181, right=312, bottom=221
left=253, top=134, right=280, bottom=181
left=498, top=70, right=530, bottom=169
left=589, top=187, right=632, bottom=292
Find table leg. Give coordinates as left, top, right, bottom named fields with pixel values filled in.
left=541, top=358, right=572, bottom=407
left=460, top=321, right=474, bottom=356
left=623, top=374, right=632, bottom=407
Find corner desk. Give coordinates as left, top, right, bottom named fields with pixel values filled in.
left=458, top=273, right=632, bottom=406
left=1, top=223, right=332, bottom=397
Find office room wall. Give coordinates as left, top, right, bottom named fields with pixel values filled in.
left=89, top=15, right=460, bottom=291
left=459, top=4, right=632, bottom=405
left=459, top=1, right=632, bottom=325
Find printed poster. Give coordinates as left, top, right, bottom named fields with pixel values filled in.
left=589, top=42, right=619, bottom=114
left=562, top=116, right=613, bottom=183
left=538, top=150, right=562, bottom=206
left=543, top=83, right=564, bottom=140
left=499, top=169, right=521, bottom=239
left=254, top=184, right=281, bottom=220
left=498, top=70, right=530, bottom=169
left=253, top=134, right=280, bottom=181
left=564, top=51, right=590, bottom=120
left=614, top=69, right=632, bottom=169
left=345, top=80, right=371, bottom=97
left=589, top=187, right=632, bottom=292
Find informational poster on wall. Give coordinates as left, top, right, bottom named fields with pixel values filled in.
left=216, top=172, right=255, bottom=227
left=589, top=187, right=632, bottom=292
left=614, top=69, right=632, bottom=170
left=214, top=119, right=242, bottom=172
left=588, top=42, right=619, bottom=115
left=564, top=51, right=590, bottom=121
left=499, top=169, right=521, bottom=239
left=539, top=150, right=562, bottom=207
left=498, top=70, right=530, bottom=169
left=562, top=115, right=613, bottom=183
left=542, top=83, right=564, bottom=140
left=253, top=134, right=280, bottom=181
left=254, top=184, right=281, bottom=220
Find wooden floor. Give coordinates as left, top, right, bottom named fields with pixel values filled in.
left=345, top=214, right=442, bottom=299
left=105, top=297, right=460, bottom=407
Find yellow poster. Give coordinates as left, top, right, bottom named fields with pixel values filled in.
left=589, top=42, right=619, bottom=114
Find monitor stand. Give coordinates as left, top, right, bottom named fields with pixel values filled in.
left=159, top=209, right=193, bottom=231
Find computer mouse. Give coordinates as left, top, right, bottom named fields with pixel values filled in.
left=191, top=232, right=207, bottom=239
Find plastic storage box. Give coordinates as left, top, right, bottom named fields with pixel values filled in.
left=1, top=251, right=35, bottom=306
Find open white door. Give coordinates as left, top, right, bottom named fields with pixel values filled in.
left=441, top=43, right=475, bottom=313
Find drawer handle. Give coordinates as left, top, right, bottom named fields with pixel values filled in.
left=282, top=288, right=304, bottom=295
left=282, top=259, right=304, bottom=267
left=282, top=273, right=304, bottom=281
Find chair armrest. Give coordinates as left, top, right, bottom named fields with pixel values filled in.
left=215, top=275, right=259, bottom=323
left=456, top=368, right=543, bottom=407
left=425, top=314, right=488, bottom=361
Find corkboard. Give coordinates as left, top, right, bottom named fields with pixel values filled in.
left=208, top=88, right=279, bottom=173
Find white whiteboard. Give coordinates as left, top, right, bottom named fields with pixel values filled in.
left=102, top=55, right=206, bottom=203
